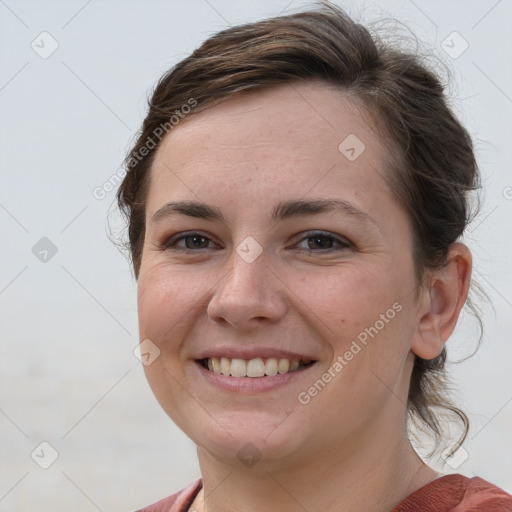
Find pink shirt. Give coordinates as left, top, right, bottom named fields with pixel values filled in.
left=135, top=474, right=512, bottom=511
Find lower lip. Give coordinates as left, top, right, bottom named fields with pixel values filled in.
left=193, top=360, right=317, bottom=392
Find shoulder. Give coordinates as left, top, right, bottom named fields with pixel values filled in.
left=458, top=475, right=512, bottom=511
left=392, top=473, right=512, bottom=512
left=134, top=479, right=203, bottom=512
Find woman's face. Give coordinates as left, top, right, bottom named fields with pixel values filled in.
left=137, top=81, right=423, bottom=467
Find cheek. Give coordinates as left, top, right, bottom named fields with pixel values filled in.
left=137, top=265, right=209, bottom=428
left=302, top=261, right=414, bottom=390
left=300, top=263, right=402, bottom=340
left=137, top=263, right=210, bottom=346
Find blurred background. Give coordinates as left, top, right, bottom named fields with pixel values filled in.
left=0, top=0, right=511, bottom=510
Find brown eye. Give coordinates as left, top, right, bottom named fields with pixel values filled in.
left=307, top=234, right=334, bottom=250
left=295, top=231, right=350, bottom=252
left=183, top=235, right=211, bottom=249
left=165, top=233, right=215, bottom=250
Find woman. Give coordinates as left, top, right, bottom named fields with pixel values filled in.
left=117, top=3, right=512, bottom=511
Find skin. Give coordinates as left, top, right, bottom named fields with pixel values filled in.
left=137, top=81, right=472, bottom=512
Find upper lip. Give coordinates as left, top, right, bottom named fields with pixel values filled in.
left=194, top=347, right=316, bottom=361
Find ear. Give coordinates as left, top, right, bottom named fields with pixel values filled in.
left=411, top=243, right=472, bottom=360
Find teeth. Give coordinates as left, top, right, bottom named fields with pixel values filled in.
left=278, top=358, right=290, bottom=374
left=220, top=357, right=230, bottom=376
left=247, top=358, right=265, bottom=377
left=265, top=357, right=278, bottom=376
left=204, top=356, right=312, bottom=377
left=230, top=358, right=246, bottom=377
left=212, top=357, right=221, bottom=374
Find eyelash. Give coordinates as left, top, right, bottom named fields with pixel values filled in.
left=163, top=231, right=351, bottom=253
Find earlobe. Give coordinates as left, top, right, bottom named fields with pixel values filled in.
left=411, top=243, right=472, bottom=360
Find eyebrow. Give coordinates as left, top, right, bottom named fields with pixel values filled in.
left=150, top=198, right=379, bottom=230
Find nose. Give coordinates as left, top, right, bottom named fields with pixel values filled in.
left=207, top=249, right=288, bottom=331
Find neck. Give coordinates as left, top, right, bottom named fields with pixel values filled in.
left=191, top=414, right=438, bottom=512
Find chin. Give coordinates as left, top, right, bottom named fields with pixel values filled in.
left=186, top=408, right=311, bottom=470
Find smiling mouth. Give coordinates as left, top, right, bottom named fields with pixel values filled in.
left=198, top=357, right=315, bottom=377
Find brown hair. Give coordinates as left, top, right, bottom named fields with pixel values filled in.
left=117, top=2, right=481, bottom=455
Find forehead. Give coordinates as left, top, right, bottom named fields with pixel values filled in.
left=154, top=81, right=382, bottom=165
left=147, top=81, right=395, bottom=226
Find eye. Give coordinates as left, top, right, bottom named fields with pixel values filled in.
left=164, top=232, right=217, bottom=250
left=162, top=230, right=350, bottom=253
left=294, top=231, right=351, bottom=252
